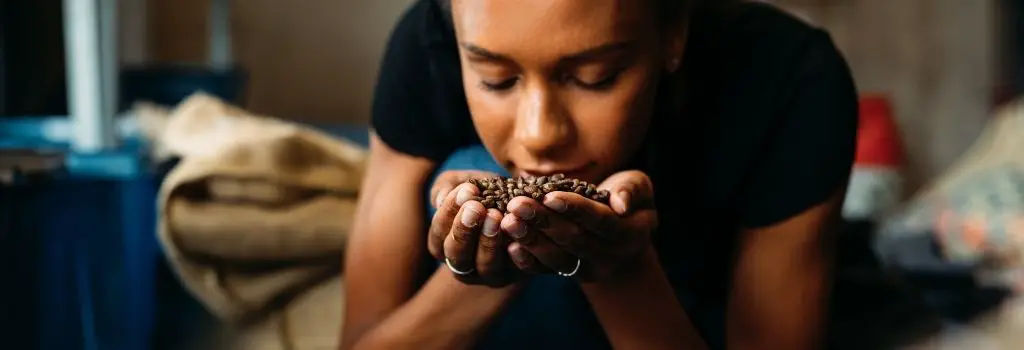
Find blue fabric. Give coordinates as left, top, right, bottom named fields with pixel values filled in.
left=426, top=145, right=726, bottom=350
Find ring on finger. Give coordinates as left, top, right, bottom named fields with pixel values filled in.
left=557, top=258, right=582, bottom=278
left=445, top=257, right=475, bottom=276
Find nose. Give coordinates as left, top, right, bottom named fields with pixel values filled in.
left=513, top=82, right=575, bottom=156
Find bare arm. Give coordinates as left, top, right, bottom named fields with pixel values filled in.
left=580, top=247, right=708, bottom=350
left=726, top=191, right=843, bottom=349
left=340, top=135, right=518, bottom=350
left=576, top=192, right=841, bottom=350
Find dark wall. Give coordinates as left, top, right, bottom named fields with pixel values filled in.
left=1, top=0, right=67, bottom=117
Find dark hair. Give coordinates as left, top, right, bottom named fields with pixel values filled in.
left=436, top=0, right=694, bottom=25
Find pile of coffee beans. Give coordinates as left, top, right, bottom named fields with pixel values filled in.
left=465, top=173, right=610, bottom=212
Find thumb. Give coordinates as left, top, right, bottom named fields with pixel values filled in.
left=431, top=170, right=500, bottom=208
left=598, top=170, right=655, bottom=215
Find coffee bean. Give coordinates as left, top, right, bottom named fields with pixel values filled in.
left=462, top=173, right=611, bottom=212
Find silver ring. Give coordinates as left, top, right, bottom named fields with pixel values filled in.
left=557, top=258, right=582, bottom=278
left=445, top=257, right=475, bottom=276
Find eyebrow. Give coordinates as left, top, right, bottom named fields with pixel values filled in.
left=460, top=41, right=633, bottom=64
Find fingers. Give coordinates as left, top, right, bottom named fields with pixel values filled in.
left=430, top=170, right=496, bottom=209
left=542, top=191, right=624, bottom=241
left=596, top=170, right=655, bottom=215
left=506, top=196, right=601, bottom=259
left=507, top=242, right=546, bottom=274
left=475, top=209, right=512, bottom=285
left=428, top=183, right=479, bottom=260
left=443, top=200, right=486, bottom=274
left=502, top=198, right=581, bottom=275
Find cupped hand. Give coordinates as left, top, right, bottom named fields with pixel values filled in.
left=427, top=170, right=541, bottom=287
left=501, top=170, right=658, bottom=282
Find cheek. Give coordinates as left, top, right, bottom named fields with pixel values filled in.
left=462, top=72, right=516, bottom=156
left=570, top=70, right=658, bottom=159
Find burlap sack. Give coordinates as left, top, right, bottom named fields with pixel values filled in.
left=145, top=93, right=365, bottom=349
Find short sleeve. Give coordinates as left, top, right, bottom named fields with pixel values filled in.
left=737, top=30, right=859, bottom=228
left=370, top=0, right=453, bottom=161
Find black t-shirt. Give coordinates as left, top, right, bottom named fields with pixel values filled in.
left=370, top=1, right=858, bottom=349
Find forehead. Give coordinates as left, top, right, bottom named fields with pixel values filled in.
left=451, top=0, right=653, bottom=59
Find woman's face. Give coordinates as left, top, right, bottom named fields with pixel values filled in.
left=451, top=0, right=682, bottom=182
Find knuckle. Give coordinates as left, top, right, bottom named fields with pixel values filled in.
left=451, top=227, right=474, bottom=244
left=476, top=264, right=495, bottom=278
left=528, top=215, right=550, bottom=229
left=478, top=236, right=500, bottom=252
left=516, top=230, right=537, bottom=246
left=443, top=197, right=462, bottom=214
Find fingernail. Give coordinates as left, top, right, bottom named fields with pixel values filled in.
left=482, top=216, right=499, bottom=237
left=507, top=220, right=527, bottom=239
left=545, top=196, right=567, bottom=213
left=435, top=192, right=446, bottom=208
left=614, top=190, right=630, bottom=211
left=510, top=247, right=528, bottom=263
left=461, top=207, right=483, bottom=227
left=511, top=202, right=535, bottom=220
left=456, top=187, right=474, bottom=206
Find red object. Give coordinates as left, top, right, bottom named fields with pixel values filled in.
left=855, top=95, right=905, bottom=167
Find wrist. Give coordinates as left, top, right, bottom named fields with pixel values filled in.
left=581, top=244, right=661, bottom=290
left=437, top=268, right=525, bottom=305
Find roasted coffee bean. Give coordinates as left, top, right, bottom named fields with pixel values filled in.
left=462, top=173, right=611, bottom=212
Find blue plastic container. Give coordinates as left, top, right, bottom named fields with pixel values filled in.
left=1, top=145, right=158, bottom=350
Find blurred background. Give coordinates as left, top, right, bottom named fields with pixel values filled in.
left=3, top=0, right=1024, bottom=349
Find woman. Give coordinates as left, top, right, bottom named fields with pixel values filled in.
left=342, top=0, right=858, bottom=349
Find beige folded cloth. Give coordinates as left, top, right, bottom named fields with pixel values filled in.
left=149, top=93, right=366, bottom=349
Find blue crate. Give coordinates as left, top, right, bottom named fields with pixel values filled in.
left=1, top=117, right=368, bottom=350
left=1, top=134, right=158, bottom=350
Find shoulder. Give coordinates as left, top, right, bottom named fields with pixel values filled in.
left=686, top=1, right=849, bottom=92
left=371, top=0, right=473, bottom=162
left=691, top=1, right=833, bottom=55
left=681, top=1, right=856, bottom=137
left=674, top=2, right=858, bottom=227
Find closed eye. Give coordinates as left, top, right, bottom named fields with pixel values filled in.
left=479, top=77, right=519, bottom=92
left=571, top=72, right=621, bottom=91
